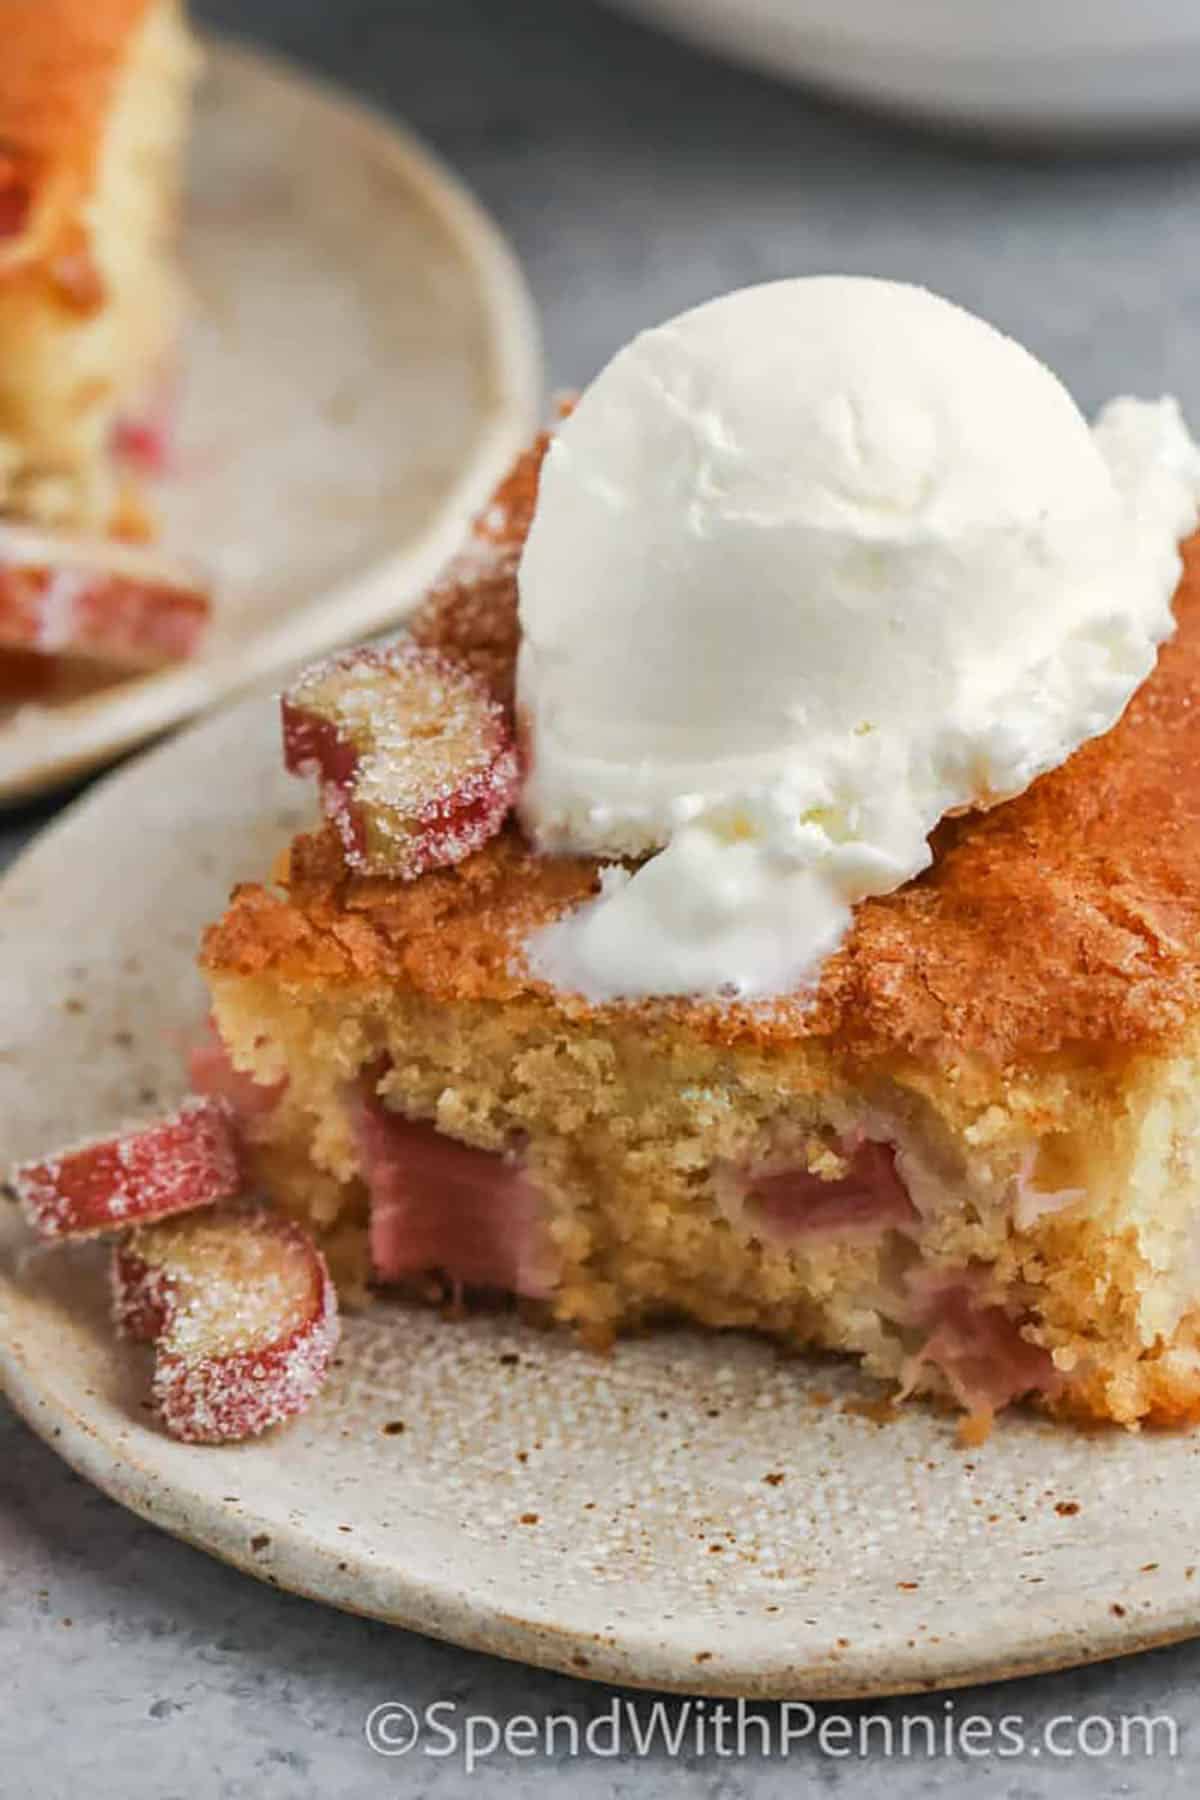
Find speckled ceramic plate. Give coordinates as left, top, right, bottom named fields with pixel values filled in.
left=4, top=696, right=1200, bottom=1699
left=0, top=39, right=540, bottom=802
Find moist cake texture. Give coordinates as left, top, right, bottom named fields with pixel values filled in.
left=202, top=438, right=1200, bottom=1432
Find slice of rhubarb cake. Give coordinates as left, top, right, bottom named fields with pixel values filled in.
left=200, top=437, right=1200, bottom=1432
left=0, top=6, right=208, bottom=693
left=0, top=0, right=195, bottom=532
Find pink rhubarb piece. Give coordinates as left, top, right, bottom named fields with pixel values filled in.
left=355, top=1087, right=557, bottom=1298
left=112, top=1209, right=339, bottom=1444
left=13, top=1097, right=241, bottom=1242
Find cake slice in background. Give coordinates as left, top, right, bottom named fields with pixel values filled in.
left=0, top=0, right=196, bottom=535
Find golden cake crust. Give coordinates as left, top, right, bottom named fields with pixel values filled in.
left=406, top=431, right=547, bottom=711
left=203, top=433, right=1200, bottom=1075
left=0, top=0, right=155, bottom=285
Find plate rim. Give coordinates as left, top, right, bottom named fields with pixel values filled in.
left=0, top=32, right=542, bottom=805
left=3, top=1341, right=1196, bottom=1703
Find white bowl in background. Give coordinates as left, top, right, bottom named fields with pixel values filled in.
left=605, top=0, right=1200, bottom=139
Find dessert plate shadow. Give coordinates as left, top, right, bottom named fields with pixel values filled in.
left=4, top=694, right=1200, bottom=1698
left=0, top=38, right=540, bottom=803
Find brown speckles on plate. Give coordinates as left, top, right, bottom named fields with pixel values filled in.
left=841, top=1394, right=899, bottom=1428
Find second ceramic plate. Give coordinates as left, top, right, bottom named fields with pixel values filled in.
left=3, top=694, right=1200, bottom=1697
left=0, top=39, right=540, bottom=802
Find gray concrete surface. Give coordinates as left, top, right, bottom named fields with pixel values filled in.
left=6, top=1, right=1200, bottom=1792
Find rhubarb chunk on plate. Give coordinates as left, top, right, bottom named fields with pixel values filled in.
left=0, top=523, right=210, bottom=671
left=112, top=1208, right=339, bottom=1443
left=12, top=1097, right=240, bottom=1242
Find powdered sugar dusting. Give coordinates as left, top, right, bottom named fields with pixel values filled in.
left=111, top=1242, right=176, bottom=1342
left=33, top=569, right=91, bottom=652
left=112, top=1209, right=340, bottom=1443
left=155, top=1275, right=338, bottom=1444
left=282, top=642, right=519, bottom=878
left=0, top=521, right=210, bottom=669
left=12, top=1097, right=240, bottom=1241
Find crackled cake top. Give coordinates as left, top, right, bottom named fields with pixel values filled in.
left=204, top=434, right=1200, bottom=1071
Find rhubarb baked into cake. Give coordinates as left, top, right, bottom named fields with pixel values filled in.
left=197, top=280, right=1200, bottom=1435
left=0, top=0, right=194, bottom=533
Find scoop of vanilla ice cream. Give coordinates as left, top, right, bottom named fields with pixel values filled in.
left=516, top=277, right=1200, bottom=1002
